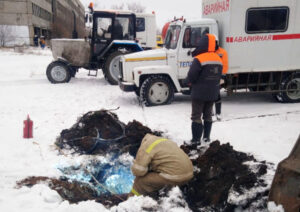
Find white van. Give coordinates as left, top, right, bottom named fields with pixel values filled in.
left=118, top=0, right=300, bottom=105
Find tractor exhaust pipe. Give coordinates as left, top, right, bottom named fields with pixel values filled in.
left=72, top=11, right=78, bottom=39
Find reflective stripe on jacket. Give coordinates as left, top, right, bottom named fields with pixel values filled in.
left=131, top=134, right=194, bottom=183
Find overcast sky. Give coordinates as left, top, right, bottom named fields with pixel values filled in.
left=80, top=0, right=203, bottom=29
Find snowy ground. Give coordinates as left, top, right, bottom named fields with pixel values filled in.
left=0, top=47, right=299, bottom=212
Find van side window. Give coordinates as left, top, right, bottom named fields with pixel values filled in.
left=136, top=18, right=145, bottom=32
left=183, top=27, right=209, bottom=48
left=246, top=7, right=289, bottom=34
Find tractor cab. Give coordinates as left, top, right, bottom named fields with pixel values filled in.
left=90, top=11, right=137, bottom=69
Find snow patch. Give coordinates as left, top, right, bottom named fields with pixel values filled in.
left=267, top=201, right=285, bottom=212
left=111, top=195, right=158, bottom=212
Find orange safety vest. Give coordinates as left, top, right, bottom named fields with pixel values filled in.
left=195, top=52, right=223, bottom=67
left=216, top=47, right=228, bottom=74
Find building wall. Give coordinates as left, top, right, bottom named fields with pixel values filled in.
left=0, top=0, right=31, bottom=46
left=52, top=0, right=85, bottom=39
left=0, top=0, right=85, bottom=46
left=0, top=0, right=29, bottom=25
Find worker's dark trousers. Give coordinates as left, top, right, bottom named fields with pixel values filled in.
left=191, top=99, right=214, bottom=123
left=132, top=172, right=187, bottom=195
left=215, top=93, right=221, bottom=115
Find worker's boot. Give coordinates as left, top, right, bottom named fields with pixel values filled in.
left=215, top=102, right=222, bottom=121
left=191, top=122, right=203, bottom=145
left=203, top=121, right=212, bottom=142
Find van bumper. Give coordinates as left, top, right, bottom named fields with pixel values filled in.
left=119, top=80, right=136, bottom=92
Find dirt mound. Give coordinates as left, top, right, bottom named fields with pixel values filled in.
left=17, top=109, right=270, bottom=211
left=56, top=109, right=161, bottom=156
left=180, top=141, right=269, bottom=211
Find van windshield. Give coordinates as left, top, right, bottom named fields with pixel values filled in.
left=164, top=25, right=181, bottom=49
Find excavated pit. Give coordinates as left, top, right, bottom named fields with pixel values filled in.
left=17, top=109, right=271, bottom=211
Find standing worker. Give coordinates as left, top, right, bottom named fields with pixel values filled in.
left=129, top=133, right=194, bottom=197
left=33, top=35, right=39, bottom=47
left=185, top=34, right=223, bottom=144
left=215, top=39, right=228, bottom=121
left=39, top=36, right=46, bottom=49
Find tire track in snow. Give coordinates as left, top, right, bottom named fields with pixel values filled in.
left=221, top=110, right=300, bottom=122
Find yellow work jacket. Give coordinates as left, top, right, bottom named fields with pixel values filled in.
left=131, top=134, right=194, bottom=183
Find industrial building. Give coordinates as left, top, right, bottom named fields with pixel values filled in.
left=0, top=0, right=85, bottom=46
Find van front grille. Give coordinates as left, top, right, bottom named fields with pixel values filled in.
left=119, top=61, right=123, bottom=80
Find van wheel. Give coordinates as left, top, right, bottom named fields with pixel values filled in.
left=272, top=93, right=283, bottom=102
left=140, top=75, right=174, bottom=106
left=46, top=61, right=71, bottom=83
left=274, top=73, right=300, bottom=103
left=104, top=51, right=125, bottom=85
left=134, top=87, right=140, bottom=97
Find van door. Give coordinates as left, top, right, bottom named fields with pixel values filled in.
left=177, top=25, right=210, bottom=79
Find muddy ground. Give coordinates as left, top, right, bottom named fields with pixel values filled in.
left=17, top=109, right=271, bottom=211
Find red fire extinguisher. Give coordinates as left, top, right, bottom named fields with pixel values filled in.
left=23, top=115, right=33, bottom=139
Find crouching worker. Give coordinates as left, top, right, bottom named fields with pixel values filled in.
left=129, top=133, right=194, bottom=197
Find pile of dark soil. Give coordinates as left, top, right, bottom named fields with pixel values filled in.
left=180, top=141, right=269, bottom=211
left=16, top=109, right=271, bottom=211
left=55, top=109, right=161, bottom=156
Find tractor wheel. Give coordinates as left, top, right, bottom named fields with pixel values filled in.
left=140, top=75, right=174, bottom=106
left=273, top=73, right=300, bottom=103
left=46, top=61, right=71, bottom=84
left=70, top=67, right=78, bottom=77
left=104, top=51, right=126, bottom=85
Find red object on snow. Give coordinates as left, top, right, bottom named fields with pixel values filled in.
left=23, top=115, right=33, bottom=139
